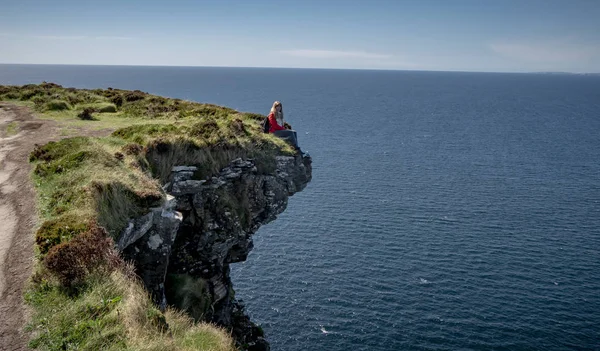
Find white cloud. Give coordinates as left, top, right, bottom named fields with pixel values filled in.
left=280, top=49, right=392, bottom=60
left=489, top=40, right=599, bottom=63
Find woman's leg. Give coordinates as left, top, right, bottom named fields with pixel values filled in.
left=273, top=130, right=299, bottom=149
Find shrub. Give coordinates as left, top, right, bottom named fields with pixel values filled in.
left=124, top=90, right=146, bottom=102
left=44, top=225, right=121, bottom=287
left=78, top=107, right=95, bottom=120
left=40, top=82, right=63, bottom=89
left=31, top=95, right=49, bottom=107
left=44, top=100, right=71, bottom=111
left=110, top=94, right=123, bottom=107
left=2, top=92, right=20, bottom=100
left=20, top=89, right=44, bottom=100
left=65, top=93, right=83, bottom=106
left=30, top=137, right=90, bottom=162
left=35, top=215, right=89, bottom=255
left=98, top=103, right=117, bottom=113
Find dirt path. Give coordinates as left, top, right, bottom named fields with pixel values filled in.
left=0, top=104, right=62, bottom=351
left=0, top=103, right=115, bottom=350
left=0, top=103, right=61, bottom=350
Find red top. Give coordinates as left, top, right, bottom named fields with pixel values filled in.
left=268, top=112, right=286, bottom=133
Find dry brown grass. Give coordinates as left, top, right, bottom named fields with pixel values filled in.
left=27, top=265, right=235, bottom=351
left=120, top=270, right=236, bottom=351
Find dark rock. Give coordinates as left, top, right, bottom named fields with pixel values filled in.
left=120, top=196, right=182, bottom=308
left=119, top=153, right=311, bottom=349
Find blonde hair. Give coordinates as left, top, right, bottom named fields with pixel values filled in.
left=271, top=101, right=283, bottom=121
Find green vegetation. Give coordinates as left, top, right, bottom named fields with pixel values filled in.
left=26, top=267, right=235, bottom=351
left=0, top=83, right=296, bottom=350
left=0, top=82, right=237, bottom=124
left=44, top=100, right=71, bottom=111
left=0, top=82, right=250, bottom=131
left=29, top=135, right=160, bottom=242
left=3, top=121, right=19, bottom=136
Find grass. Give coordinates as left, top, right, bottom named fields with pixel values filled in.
left=0, top=83, right=297, bottom=350
left=44, top=100, right=71, bottom=111
left=29, top=135, right=161, bottom=240
left=6, top=100, right=179, bottom=131
left=26, top=268, right=235, bottom=351
left=0, top=83, right=246, bottom=132
left=4, top=121, right=19, bottom=136
left=13, top=83, right=294, bottom=244
left=28, top=116, right=292, bottom=244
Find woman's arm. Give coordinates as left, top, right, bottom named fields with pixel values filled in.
left=268, top=113, right=285, bottom=132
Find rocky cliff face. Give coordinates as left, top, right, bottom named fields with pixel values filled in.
left=119, top=153, right=312, bottom=350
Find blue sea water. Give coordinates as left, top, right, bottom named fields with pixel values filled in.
left=2, top=65, right=600, bottom=350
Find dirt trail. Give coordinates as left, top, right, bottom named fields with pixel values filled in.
left=0, top=104, right=60, bottom=350
left=0, top=104, right=115, bottom=350
left=0, top=104, right=61, bottom=351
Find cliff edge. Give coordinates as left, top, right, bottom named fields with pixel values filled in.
left=121, top=155, right=311, bottom=350
left=0, top=83, right=312, bottom=351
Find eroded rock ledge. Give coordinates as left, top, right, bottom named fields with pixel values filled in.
left=118, top=153, right=312, bottom=350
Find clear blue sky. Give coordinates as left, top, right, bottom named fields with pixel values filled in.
left=1, top=0, right=599, bottom=72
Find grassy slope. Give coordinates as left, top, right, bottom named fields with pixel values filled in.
left=0, top=83, right=294, bottom=350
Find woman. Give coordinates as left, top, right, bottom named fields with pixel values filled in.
left=268, top=101, right=287, bottom=133
left=268, top=101, right=299, bottom=150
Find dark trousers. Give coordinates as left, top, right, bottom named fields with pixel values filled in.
left=274, top=130, right=299, bottom=149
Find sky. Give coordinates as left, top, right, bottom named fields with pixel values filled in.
left=1, top=0, right=599, bottom=73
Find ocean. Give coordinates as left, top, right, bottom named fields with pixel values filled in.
left=1, top=65, right=599, bottom=350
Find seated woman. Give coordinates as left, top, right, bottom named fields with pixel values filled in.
left=268, top=101, right=299, bottom=149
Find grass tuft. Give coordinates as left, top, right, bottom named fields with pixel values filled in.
left=78, top=108, right=96, bottom=120
left=98, top=103, right=118, bottom=113
left=45, top=100, right=71, bottom=111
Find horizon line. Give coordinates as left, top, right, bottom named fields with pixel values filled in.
left=0, top=62, right=598, bottom=75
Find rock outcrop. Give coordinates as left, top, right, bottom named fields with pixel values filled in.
left=119, top=153, right=312, bottom=350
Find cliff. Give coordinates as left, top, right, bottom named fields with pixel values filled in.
left=120, top=155, right=312, bottom=349
left=0, top=83, right=312, bottom=350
